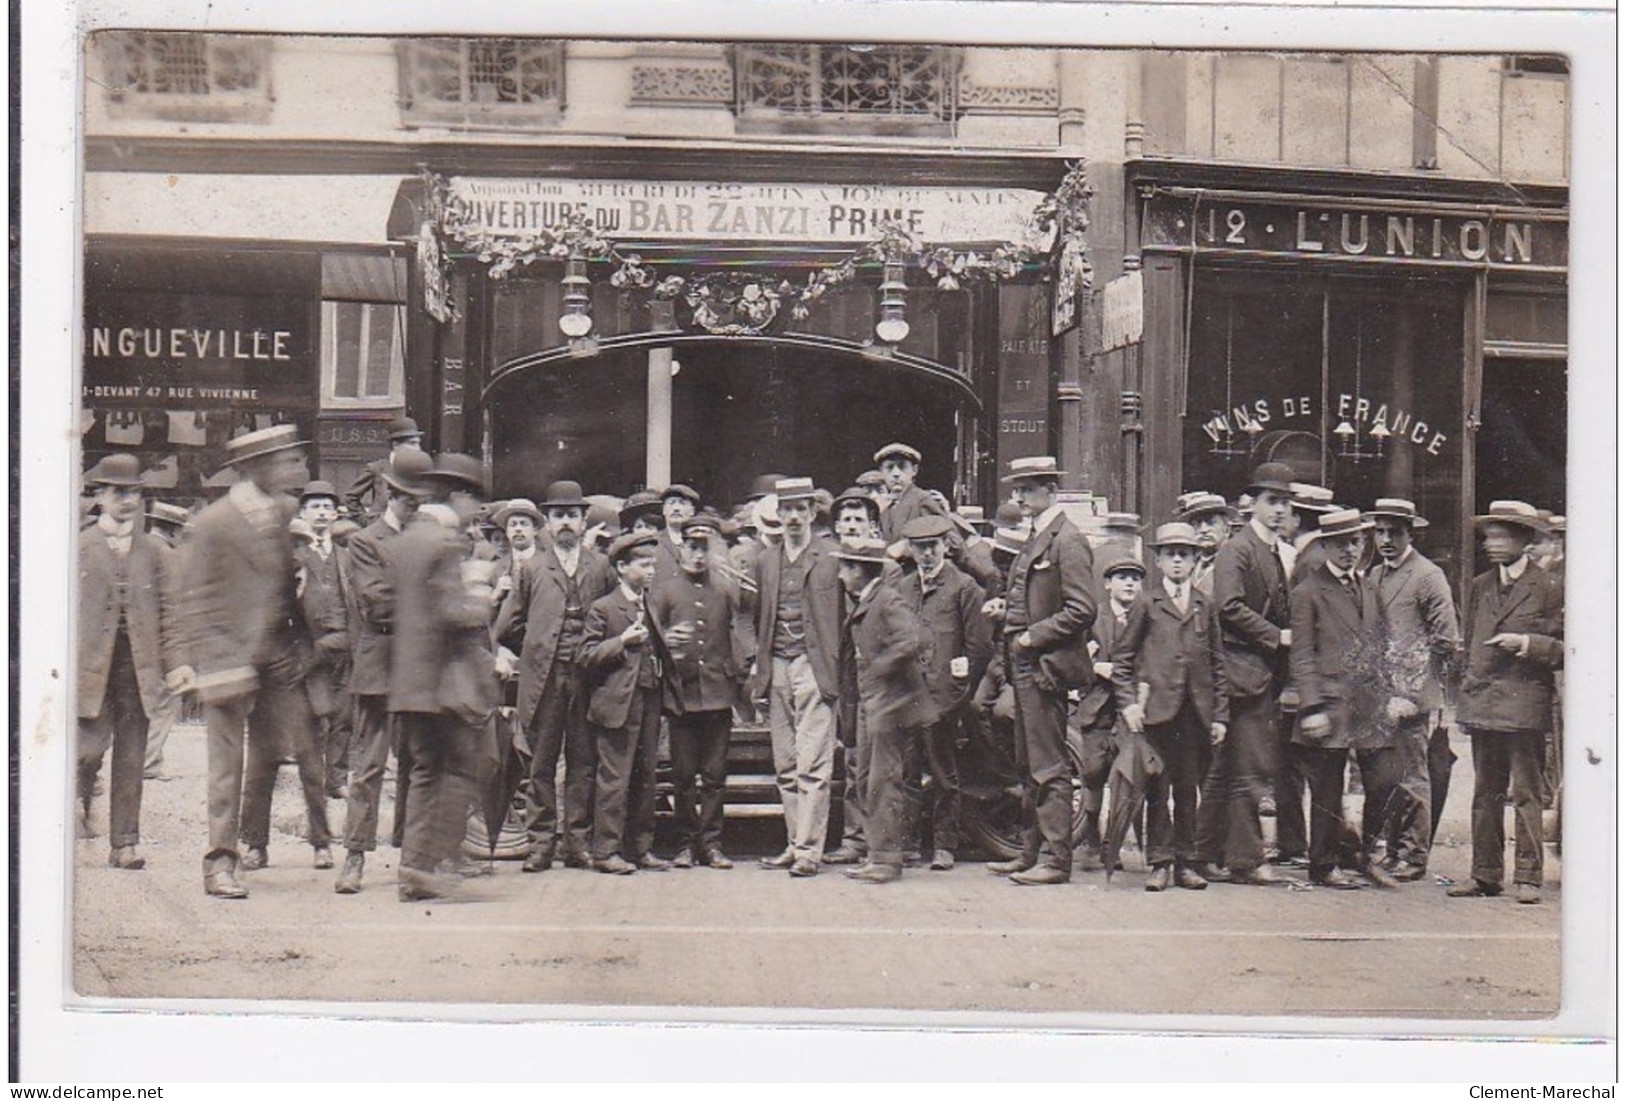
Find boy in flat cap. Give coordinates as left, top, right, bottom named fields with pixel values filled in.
left=874, top=443, right=946, bottom=549
left=1073, top=555, right=1145, bottom=872
left=1113, top=524, right=1229, bottom=891
left=580, top=532, right=668, bottom=875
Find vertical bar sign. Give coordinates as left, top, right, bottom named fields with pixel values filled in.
left=997, top=283, right=1051, bottom=472
left=439, top=270, right=468, bottom=450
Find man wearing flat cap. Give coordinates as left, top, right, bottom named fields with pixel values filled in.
left=874, top=443, right=946, bottom=549
left=1075, top=554, right=1146, bottom=872
left=77, top=455, right=186, bottom=870
left=1449, top=501, right=1563, bottom=905
left=653, top=484, right=702, bottom=586
left=333, top=447, right=434, bottom=895
left=181, top=426, right=315, bottom=899
left=1365, top=498, right=1460, bottom=880
left=1194, top=462, right=1296, bottom=887
left=990, top=456, right=1096, bottom=885
left=344, top=415, right=424, bottom=520
left=494, top=479, right=617, bottom=872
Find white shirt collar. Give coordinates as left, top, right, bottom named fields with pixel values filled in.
left=512, top=544, right=536, bottom=564
left=97, top=513, right=134, bottom=539
left=919, top=560, right=946, bottom=587
left=554, top=543, right=581, bottom=573
left=1381, top=545, right=1414, bottom=570
left=1110, top=597, right=1134, bottom=619
left=1326, top=561, right=1353, bottom=581
left=383, top=508, right=405, bottom=534
left=1162, top=577, right=1188, bottom=601
left=1249, top=516, right=1280, bottom=548
left=1502, top=555, right=1529, bottom=583
left=619, top=581, right=644, bottom=604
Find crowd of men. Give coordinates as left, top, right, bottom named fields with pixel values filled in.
left=76, top=415, right=1567, bottom=904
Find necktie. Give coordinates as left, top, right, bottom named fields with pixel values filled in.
left=1174, top=585, right=1188, bottom=615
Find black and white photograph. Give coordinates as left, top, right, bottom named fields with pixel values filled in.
left=16, top=0, right=1616, bottom=1083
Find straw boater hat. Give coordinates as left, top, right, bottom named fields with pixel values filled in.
left=381, top=448, right=435, bottom=495
left=539, top=480, right=590, bottom=510
left=1317, top=508, right=1375, bottom=538
left=1150, top=521, right=1204, bottom=550
left=1364, top=498, right=1430, bottom=529
left=86, top=453, right=144, bottom=488
left=493, top=497, right=544, bottom=528
left=957, top=505, right=990, bottom=532
left=223, top=424, right=307, bottom=468
left=1102, top=555, right=1147, bottom=578
left=1001, top=456, right=1066, bottom=484
left=1244, top=462, right=1296, bottom=496
left=1474, top=500, right=1548, bottom=534
left=773, top=476, right=817, bottom=502
left=1176, top=492, right=1235, bottom=522
left=1289, top=483, right=1338, bottom=514
left=146, top=500, right=189, bottom=529
left=1547, top=515, right=1566, bottom=535
left=607, top=530, right=659, bottom=565
left=832, top=535, right=891, bottom=565
left=874, top=442, right=922, bottom=465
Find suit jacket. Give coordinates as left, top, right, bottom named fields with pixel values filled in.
left=879, top=483, right=946, bottom=546
left=493, top=544, right=615, bottom=726
left=955, top=536, right=1004, bottom=600
left=182, top=487, right=305, bottom=704
left=750, top=537, right=844, bottom=701
left=1004, top=512, right=1097, bottom=692
left=1369, top=548, right=1460, bottom=714
left=652, top=529, right=687, bottom=589
left=1075, top=600, right=1127, bottom=729
left=1457, top=560, right=1564, bottom=733
left=1113, top=582, right=1231, bottom=729
left=294, top=541, right=354, bottom=717
left=344, top=515, right=407, bottom=698
left=849, top=579, right=935, bottom=730
left=648, top=569, right=750, bottom=715
left=894, top=560, right=994, bottom=720
left=1214, top=523, right=1292, bottom=699
left=386, top=513, right=497, bottom=719
left=580, top=587, right=664, bottom=730
left=77, top=528, right=182, bottom=719
left=1288, top=563, right=1385, bottom=750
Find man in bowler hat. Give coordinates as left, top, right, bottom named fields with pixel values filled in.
left=344, top=415, right=424, bottom=519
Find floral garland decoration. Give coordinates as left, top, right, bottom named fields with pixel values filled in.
left=430, top=160, right=1094, bottom=323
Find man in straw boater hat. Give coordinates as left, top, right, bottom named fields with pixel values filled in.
left=748, top=477, right=845, bottom=878
left=986, top=456, right=1096, bottom=886
left=1364, top=497, right=1461, bottom=881
left=1113, top=523, right=1229, bottom=891
left=1448, top=501, right=1564, bottom=905
left=1287, top=508, right=1398, bottom=890
left=182, top=425, right=315, bottom=899
left=139, top=499, right=193, bottom=784
left=1191, top=462, right=1295, bottom=888
left=332, top=448, right=435, bottom=895
left=387, top=453, right=500, bottom=901
left=76, top=455, right=187, bottom=869
left=344, top=414, right=425, bottom=520
left=494, top=479, right=617, bottom=873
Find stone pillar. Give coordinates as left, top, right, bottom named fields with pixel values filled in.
left=646, top=346, right=674, bottom=489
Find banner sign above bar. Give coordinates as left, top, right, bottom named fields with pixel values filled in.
left=446, top=177, right=1053, bottom=246
left=1143, top=194, right=1567, bottom=271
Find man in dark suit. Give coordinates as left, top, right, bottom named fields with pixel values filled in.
left=1075, top=556, right=1144, bottom=871
left=1365, top=498, right=1461, bottom=879
left=1114, top=523, right=1230, bottom=891
left=77, top=454, right=186, bottom=869
left=988, top=456, right=1096, bottom=886
left=895, top=513, right=994, bottom=871
left=1194, top=462, right=1295, bottom=887
left=652, top=483, right=702, bottom=586
left=649, top=513, right=751, bottom=870
left=387, top=454, right=499, bottom=901
left=749, top=477, right=845, bottom=877
left=494, top=480, right=616, bottom=872
left=1288, top=509, right=1394, bottom=890
left=835, top=536, right=935, bottom=883
left=292, top=480, right=355, bottom=806
left=1448, top=501, right=1564, bottom=905
left=1176, top=492, right=1236, bottom=599
left=875, top=442, right=947, bottom=550
left=181, top=426, right=314, bottom=900
left=344, top=415, right=424, bottom=520
left=139, top=500, right=191, bottom=783
left=333, top=449, right=434, bottom=895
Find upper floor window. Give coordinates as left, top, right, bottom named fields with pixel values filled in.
left=734, top=44, right=960, bottom=134
left=398, top=38, right=565, bottom=130
left=97, top=32, right=271, bottom=123
left=1505, top=55, right=1570, bottom=76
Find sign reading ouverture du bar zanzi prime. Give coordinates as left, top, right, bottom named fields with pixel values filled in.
left=447, top=178, right=1055, bottom=246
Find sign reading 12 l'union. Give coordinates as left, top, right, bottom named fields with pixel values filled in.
left=1144, top=195, right=1567, bottom=271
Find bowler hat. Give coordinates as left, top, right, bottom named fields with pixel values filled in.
left=1364, top=498, right=1430, bottom=529
left=832, top=487, right=880, bottom=521
left=1245, top=462, right=1296, bottom=496
left=618, top=490, right=664, bottom=528
left=1150, top=522, right=1203, bottom=550
left=86, top=453, right=144, bottom=488
left=745, top=473, right=789, bottom=502
left=993, top=502, right=1025, bottom=529
left=381, top=449, right=435, bottom=496
left=299, top=479, right=340, bottom=503
left=1102, top=555, right=1148, bottom=577
left=832, top=536, right=891, bottom=565
left=1317, top=508, right=1375, bottom=539
left=1001, top=456, right=1066, bottom=485
left=388, top=416, right=422, bottom=443
left=1473, top=500, right=1547, bottom=534
left=493, top=498, right=544, bottom=528
left=540, top=480, right=590, bottom=510
left=223, top=425, right=307, bottom=468
left=425, top=453, right=486, bottom=495
left=874, top=442, right=922, bottom=465
left=901, top=514, right=955, bottom=541
left=607, top=530, right=659, bottom=565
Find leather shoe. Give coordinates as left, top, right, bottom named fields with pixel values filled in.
left=1363, top=864, right=1400, bottom=889
left=108, top=846, right=146, bottom=870
left=930, top=849, right=955, bottom=871
left=848, top=863, right=902, bottom=884
left=1446, top=879, right=1503, bottom=898
left=1234, top=865, right=1283, bottom=887
left=1074, top=847, right=1105, bottom=872
left=788, top=858, right=820, bottom=878
left=987, top=856, right=1036, bottom=875
left=1391, top=861, right=1428, bottom=882
left=398, top=866, right=457, bottom=901
left=1312, top=868, right=1365, bottom=890
left=334, top=852, right=364, bottom=894
left=239, top=847, right=268, bottom=872
left=312, top=846, right=335, bottom=870
left=1010, top=864, right=1070, bottom=886
left=759, top=849, right=796, bottom=869
left=562, top=851, right=592, bottom=870
left=522, top=848, right=554, bottom=873
left=1144, top=864, right=1172, bottom=892
left=635, top=853, right=672, bottom=871
left=1192, top=861, right=1231, bottom=883
left=672, top=847, right=696, bottom=869
left=594, top=855, right=637, bottom=875
left=821, top=846, right=866, bottom=865
left=701, top=847, right=733, bottom=870
left=1516, top=883, right=1542, bottom=905
left=204, top=864, right=249, bottom=900
left=1174, top=865, right=1208, bottom=890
